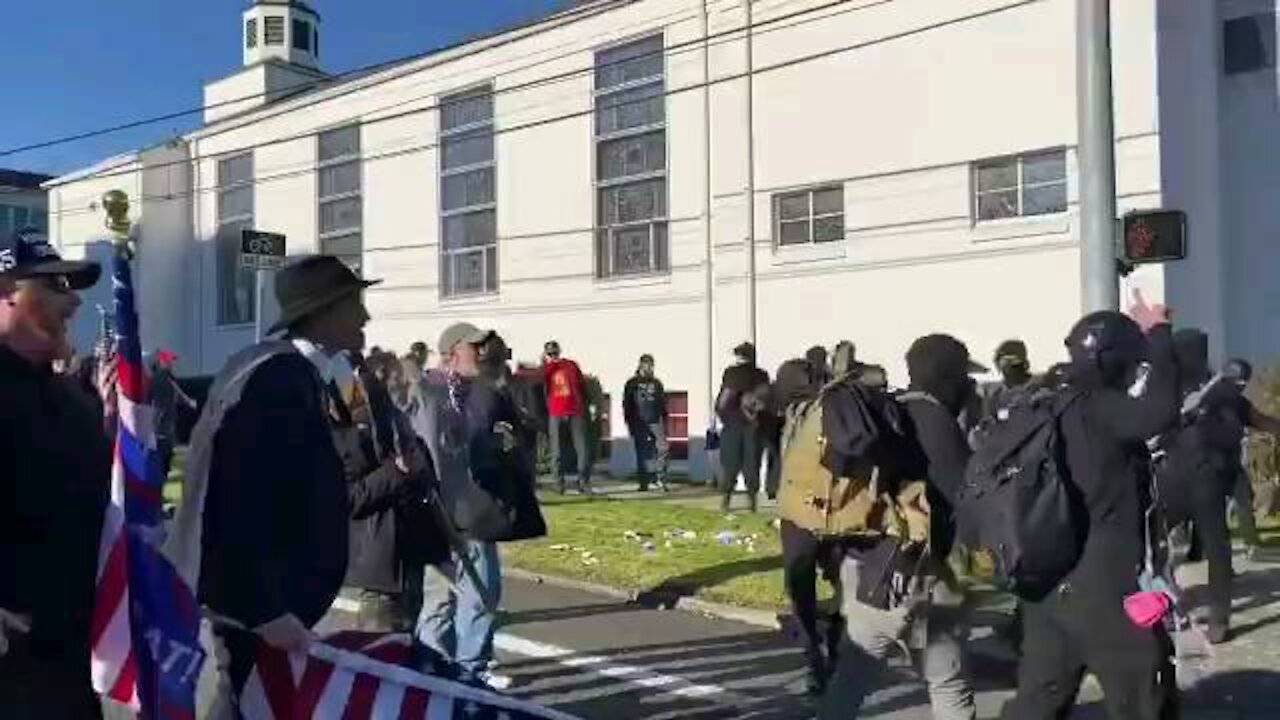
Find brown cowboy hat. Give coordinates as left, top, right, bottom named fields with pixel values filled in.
left=267, top=255, right=380, bottom=335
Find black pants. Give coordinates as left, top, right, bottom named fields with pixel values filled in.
left=1001, top=584, right=1177, bottom=720
left=1165, top=480, right=1233, bottom=627
left=780, top=520, right=843, bottom=679
left=0, top=647, right=103, bottom=720
left=719, top=423, right=763, bottom=507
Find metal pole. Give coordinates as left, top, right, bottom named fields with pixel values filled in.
left=743, top=0, right=758, bottom=345
left=1077, top=0, right=1120, bottom=312
left=254, top=268, right=265, bottom=343
left=702, top=0, right=717, bottom=435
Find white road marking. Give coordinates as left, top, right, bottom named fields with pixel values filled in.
left=494, top=632, right=756, bottom=707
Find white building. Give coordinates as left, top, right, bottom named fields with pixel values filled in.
left=1, top=169, right=52, bottom=236
left=46, top=0, right=1280, bottom=478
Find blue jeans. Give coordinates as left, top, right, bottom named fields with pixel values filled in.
left=415, top=540, right=502, bottom=676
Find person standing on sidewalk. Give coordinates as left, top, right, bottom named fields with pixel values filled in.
left=717, top=342, right=771, bottom=512
left=543, top=340, right=594, bottom=495
left=0, top=228, right=108, bottom=719
left=410, top=323, right=546, bottom=690
left=624, top=353, right=670, bottom=492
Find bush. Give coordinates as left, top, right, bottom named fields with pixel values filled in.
left=1245, top=365, right=1280, bottom=516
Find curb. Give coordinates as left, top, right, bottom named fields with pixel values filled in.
left=501, top=566, right=782, bottom=630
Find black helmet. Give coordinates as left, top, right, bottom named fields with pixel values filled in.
left=1065, top=311, right=1148, bottom=385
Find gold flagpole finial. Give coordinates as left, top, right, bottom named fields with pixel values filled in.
left=102, top=190, right=134, bottom=258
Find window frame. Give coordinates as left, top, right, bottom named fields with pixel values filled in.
left=665, top=391, right=690, bottom=461
left=438, top=84, right=498, bottom=299
left=773, top=185, right=845, bottom=247
left=215, top=152, right=257, bottom=327
left=292, top=19, right=311, bottom=52
left=263, top=15, right=285, bottom=46
left=316, top=124, right=364, bottom=272
left=971, top=149, right=1068, bottom=223
left=245, top=18, right=258, bottom=50
left=593, top=33, right=670, bottom=280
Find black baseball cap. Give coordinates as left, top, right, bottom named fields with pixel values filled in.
left=0, top=227, right=101, bottom=290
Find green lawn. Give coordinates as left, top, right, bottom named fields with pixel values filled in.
left=501, top=492, right=817, bottom=611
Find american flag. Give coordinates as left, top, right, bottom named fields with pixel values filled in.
left=242, top=631, right=579, bottom=720
left=91, top=248, right=205, bottom=717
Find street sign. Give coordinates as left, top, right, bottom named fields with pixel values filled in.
left=239, top=230, right=287, bottom=271
left=1121, top=210, right=1186, bottom=265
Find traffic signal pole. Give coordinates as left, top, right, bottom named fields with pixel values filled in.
left=1077, top=0, right=1121, bottom=312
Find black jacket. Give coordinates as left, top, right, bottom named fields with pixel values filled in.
left=1060, top=325, right=1178, bottom=598
left=198, top=353, right=349, bottom=629
left=623, top=375, right=668, bottom=428
left=900, top=394, right=969, bottom=561
left=0, top=347, right=110, bottom=666
left=344, top=364, right=448, bottom=593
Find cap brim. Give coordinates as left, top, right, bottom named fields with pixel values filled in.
left=967, top=359, right=990, bottom=375
left=20, top=260, right=102, bottom=290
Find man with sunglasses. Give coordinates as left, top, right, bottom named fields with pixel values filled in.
left=0, top=227, right=109, bottom=718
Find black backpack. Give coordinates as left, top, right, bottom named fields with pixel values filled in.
left=958, top=389, right=1085, bottom=600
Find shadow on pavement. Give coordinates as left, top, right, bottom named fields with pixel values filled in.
left=636, top=556, right=783, bottom=607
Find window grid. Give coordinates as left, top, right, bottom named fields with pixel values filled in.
left=216, top=153, right=256, bottom=326
left=774, top=187, right=845, bottom=246
left=246, top=18, right=258, bottom=49
left=317, top=125, right=363, bottom=272
left=264, top=16, right=285, bottom=46
left=973, top=150, right=1068, bottom=222
left=439, top=85, right=498, bottom=298
left=594, top=35, right=669, bottom=279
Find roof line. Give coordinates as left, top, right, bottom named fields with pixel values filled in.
left=188, top=0, right=633, bottom=142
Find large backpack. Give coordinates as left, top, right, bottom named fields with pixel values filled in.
left=958, top=389, right=1085, bottom=600
left=778, top=379, right=928, bottom=541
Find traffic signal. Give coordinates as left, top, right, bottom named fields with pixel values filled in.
left=1122, top=210, right=1186, bottom=265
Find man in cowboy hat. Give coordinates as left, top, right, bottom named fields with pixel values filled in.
left=165, top=255, right=422, bottom=716
left=0, top=227, right=109, bottom=718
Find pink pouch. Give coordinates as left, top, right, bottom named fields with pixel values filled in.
left=1124, top=591, right=1172, bottom=628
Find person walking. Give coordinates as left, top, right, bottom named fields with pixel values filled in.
left=148, top=348, right=198, bottom=480
left=542, top=340, right=594, bottom=495
left=0, top=228, right=109, bottom=719
left=716, top=342, right=771, bottom=512
left=818, top=334, right=983, bottom=720
left=624, top=354, right=671, bottom=492
left=165, top=256, right=380, bottom=717
left=1001, top=292, right=1179, bottom=719
left=410, top=323, right=546, bottom=690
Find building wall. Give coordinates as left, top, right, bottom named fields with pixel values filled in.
left=49, top=0, right=1190, bottom=479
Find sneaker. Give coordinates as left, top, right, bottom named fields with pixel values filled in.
left=474, top=669, right=514, bottom=691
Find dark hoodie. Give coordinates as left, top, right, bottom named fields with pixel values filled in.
left=902, top=334, right=978, bottom=559
left=1173, top=328, right=1211, bottom=396
left=1059, top=323, right=1178, bottom=597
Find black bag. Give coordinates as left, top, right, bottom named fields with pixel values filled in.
left=958, top=390, right=1085, bottom=600
left=853, top=538, right=930, bottom=611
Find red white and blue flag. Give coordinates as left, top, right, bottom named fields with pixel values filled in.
left=242, top=632, right=579, bottom=720
left=91, top=249, right=205, bottom=717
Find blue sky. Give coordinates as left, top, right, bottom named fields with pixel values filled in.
left=3, top=0, right=565, bottom=175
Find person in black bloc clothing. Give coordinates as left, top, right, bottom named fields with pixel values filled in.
left=624, top=353, right=671, bottom=492
left=0, top=228, right=108, bottom=719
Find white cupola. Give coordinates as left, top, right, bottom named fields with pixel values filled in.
left=242, top=0, right=321, bottom=70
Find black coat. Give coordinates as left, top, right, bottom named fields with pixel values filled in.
left=900, top=395, right=970, bottom=561
left=0, top=347, right=110, bottom=667
left=344, top=365, right=448, bottom=594
left=198, top=353, right=349, bottom=629
left=1059, top=325, right=1179, bottom=599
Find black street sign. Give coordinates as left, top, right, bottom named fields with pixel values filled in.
left=239, top=230, right=287, bottom=271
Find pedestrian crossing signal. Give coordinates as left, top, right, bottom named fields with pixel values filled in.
left=1122, top=210, right=1186, bottom=265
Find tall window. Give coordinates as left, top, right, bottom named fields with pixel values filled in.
left=774, top=186, right=844, bottom=246
left=264, top=16, right=285, bottom=46
left=292, top=19, right=311, bottom=51
left=973, top=150, right=1068, bottom=222
left=1224, top=14, right=1276, bottom=75
left=439, top=85, right=497, bottom=297
left=594, top=35, right=668, bottom=278
left=217, top=154, right=256, bottom=326
left=245, top=18, right=258, bottom=49
left=317, top=125, right=363, bottom=272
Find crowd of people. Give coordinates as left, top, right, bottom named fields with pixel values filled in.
left=2, top=222, right=1277, bottom=720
